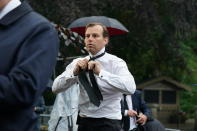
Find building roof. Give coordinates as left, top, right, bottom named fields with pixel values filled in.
left=137, top=76, right=191, bottom=91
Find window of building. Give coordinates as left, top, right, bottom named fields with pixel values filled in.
left=144, top=90, right=159, bottom=103
left=162, top=90, right=176, bottom=104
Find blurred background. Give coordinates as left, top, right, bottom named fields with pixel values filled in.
left=25, top=0, right=197, bottom=130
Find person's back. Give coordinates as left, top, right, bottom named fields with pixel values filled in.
left=0, top=0, right=59, bottom=130
left=48, top=84, right=79, bottom=131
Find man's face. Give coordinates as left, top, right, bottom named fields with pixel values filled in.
left=84, top=25, right=108, bottom=55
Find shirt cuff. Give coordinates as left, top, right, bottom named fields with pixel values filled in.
left=70, top=73, right=76, bottom=78
left=124, top=110, right=128, bottom=116
left=98, top=69, right=110, bottom=79
left=98, top=69, right=104, bottom=78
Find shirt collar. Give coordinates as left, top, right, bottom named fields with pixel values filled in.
left=89, top=47, right=105, bottom=58
left=0, top=0, right=21, bottom=20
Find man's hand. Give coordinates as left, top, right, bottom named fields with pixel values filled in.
left=136, top=113, right=148, bottom=125
left=127, top=110, right=138, bottom=117
left=88, top=61, right=102, bottom=75
left=73, top=59, right=88, bottom=75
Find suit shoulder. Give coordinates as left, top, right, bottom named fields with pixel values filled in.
left=134, top=90, right=142, bottom=96
left=27, top=12, right=52, bottom=27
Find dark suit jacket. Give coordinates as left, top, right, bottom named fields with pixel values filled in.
left=121, top=90, right=153, bottom=131
left=0, top=2, right=59, bottom=131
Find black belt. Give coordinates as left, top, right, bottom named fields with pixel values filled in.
left=77, top=116, right=121, bottom=126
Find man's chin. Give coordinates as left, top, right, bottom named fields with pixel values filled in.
left=87, top=48, right=94, bottom=53
left=89, top=50, right=97, bottom=55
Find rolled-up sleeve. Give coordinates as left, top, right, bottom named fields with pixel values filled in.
left=52, top=59, right=78, bottom=94
left=98, top=59, right=136, bottom=94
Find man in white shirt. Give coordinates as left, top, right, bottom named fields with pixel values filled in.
left=52, top=22, right=136, bottom=131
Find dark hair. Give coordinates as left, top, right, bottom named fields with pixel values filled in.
left=85, top=23, right=109, bottom=38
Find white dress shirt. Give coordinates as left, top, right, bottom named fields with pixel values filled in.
left=52, top=47, right=136, bottom=120
left=0, top=0, right=21, bottom=19
left=124, top=95, right=137, bottom=130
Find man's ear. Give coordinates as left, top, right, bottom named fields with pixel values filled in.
left=104, top=37, right=109, bottom=45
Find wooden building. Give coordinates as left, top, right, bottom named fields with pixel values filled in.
left=137, top=76, right=191, bottom=123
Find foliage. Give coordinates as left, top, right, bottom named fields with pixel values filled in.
left=103, top=4, right=188, bottom=82
left=179, top=33, right=197, bottom=117
left=168, top=111, right=188, bottom=123
left=180, top=87, right=197, bottom=118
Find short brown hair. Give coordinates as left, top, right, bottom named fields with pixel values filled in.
left=85, top=22, right=109, bottom=38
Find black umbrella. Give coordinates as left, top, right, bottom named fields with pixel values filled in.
left=68, top=16, right=129, bottom=36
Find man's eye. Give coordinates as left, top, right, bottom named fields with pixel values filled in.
left=85, top=35, right=90, bottom=38
left=92, top=34, right=98, bottom=38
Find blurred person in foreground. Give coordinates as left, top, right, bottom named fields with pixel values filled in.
left=52, top=22, right=136, bottom=131
left=0, top=0, right=59, bottom=130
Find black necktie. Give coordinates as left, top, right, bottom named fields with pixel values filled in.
left=78, top=52, right=105, bottom=107
left=123, top=94, right=129, bottom=110
left=123, top=94, right=130, bottom=131
left=88, top=52, right=105, bottom=101
left=78, top=70, right=101, bottom=106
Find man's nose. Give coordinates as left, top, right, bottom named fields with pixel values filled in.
left=88, top=35, right=94, bottom=41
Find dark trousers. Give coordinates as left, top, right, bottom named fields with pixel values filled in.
left=123, top=119, right=165, bottom=131
left=77, top=116, right=121, bottom=131
left=143, top=119, right=165, bottom=131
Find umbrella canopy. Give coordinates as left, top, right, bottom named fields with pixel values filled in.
left=68, top=16, right=129, bottom=36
